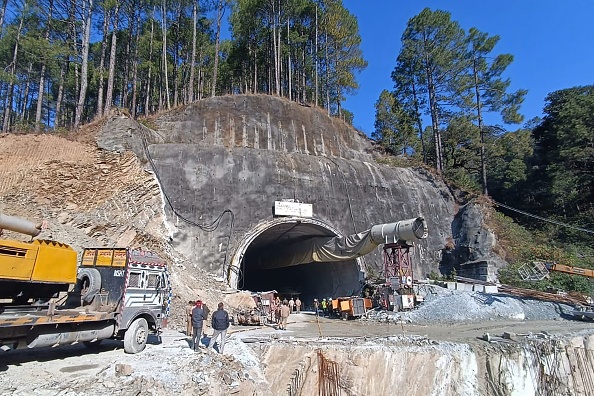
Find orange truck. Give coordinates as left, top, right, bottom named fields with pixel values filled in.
left=331, top=297, right=372, bottom=319
left=0, top=213, right=171, bottom=354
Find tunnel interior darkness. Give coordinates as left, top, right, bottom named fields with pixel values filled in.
left=237, top=221, right=363, bottom=309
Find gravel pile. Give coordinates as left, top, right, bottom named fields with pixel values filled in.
left=363, top=284, right=573, bottom=325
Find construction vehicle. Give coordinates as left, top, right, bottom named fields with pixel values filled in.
left=518, top=261, right=594, bottom=320
left=0, top=213, right=171, bottom=354
left=331, top=297, right=372, bottom=320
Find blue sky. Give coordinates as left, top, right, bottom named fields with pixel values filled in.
left=342, top=1, right=594, bottom=137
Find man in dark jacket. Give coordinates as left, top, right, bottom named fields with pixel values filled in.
left=207, top=302, right=230, bottom=353
left=191, top=300, right=207, bottom=351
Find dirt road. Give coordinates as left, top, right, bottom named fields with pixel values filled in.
left=1, top=310, right=592, bottom=396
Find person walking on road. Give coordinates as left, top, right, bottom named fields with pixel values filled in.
left=208, top=302, right=231, bottom=353
left=295, top=297, right=302, bottom=313
left=288, top=298, right=295, bottom=312
left=321, top=298, right=327, bottom=316
left=313, top=298, right=319, bottom=315
left=186, top=300, right=195, bottom=336
left=274, top=297, right=282, bottom=324
left=191, top=300, right=207, bottom=351
left=279, top=301, right=291, bottom=330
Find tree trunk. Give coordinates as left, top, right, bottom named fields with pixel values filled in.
left=2, top=12, right=23, bottom=132
left=145, top=6, right=155, bottom=115
left=315, top=5, right=318, bottom=107
left=122, top=18, right=132, bottom=109
left=55, top=60, right=67, bottom=128
left=324, top=29, right=329, bottom=115
left=212, top=0, right=223, bottom=97
left=96, top=8, right=110, bottom=119
left=130, top=7, right=140, bottom=118
left=474, top=59, right=488, bottom=195
left=411, top=79, right=427, bottom=164
left=161, top=0, right=170, bottom=109
left=0, top=0, right=8, bottom=38
left=20, top=63, right=33, bottom=122
left=424, top=51, right=443, bottom=173
left=188, top=0, right=197, bottom=103
left=104, top=1, right=120, bottom=115
left=287, top=18, right=291, bottom=101
left=74, top=0, right=94, bottom=129
left=35, top=0, right=53, bottom=132
left=173, top=1, right=182, bottom=107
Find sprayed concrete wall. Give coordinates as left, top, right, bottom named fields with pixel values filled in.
left=97, top=95, right=504, bottom=284
left=256, top=335, right=594, bottom=396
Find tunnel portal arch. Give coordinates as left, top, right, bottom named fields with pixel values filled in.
left=229, top=217, right=365, bottom=307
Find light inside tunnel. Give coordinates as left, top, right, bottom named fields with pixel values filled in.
left=236, top=220, right=364, bottom=309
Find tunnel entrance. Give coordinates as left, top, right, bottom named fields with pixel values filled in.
left=230, top=218, right=364, bottom=309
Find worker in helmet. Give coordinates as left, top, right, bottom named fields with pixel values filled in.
left=313, top=298, right=319, bottom=316
left=321, top=298, right=327, bottom=316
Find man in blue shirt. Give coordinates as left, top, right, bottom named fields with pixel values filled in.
left=208, top=302, right=230, bottom=353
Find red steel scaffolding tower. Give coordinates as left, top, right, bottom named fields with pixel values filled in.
left=383, top=241, right=414, bottom=294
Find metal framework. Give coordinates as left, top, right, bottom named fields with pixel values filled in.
left=383, top=241, right=414, bottom=292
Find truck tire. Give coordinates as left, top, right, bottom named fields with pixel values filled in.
left=124, top=318, right=148, bottom=354
left=77, top=268, right=101, bottom=303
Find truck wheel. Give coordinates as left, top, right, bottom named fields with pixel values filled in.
left=124, top=318, right=148, bottom=354
left=77, top=268, right=101, bottom=303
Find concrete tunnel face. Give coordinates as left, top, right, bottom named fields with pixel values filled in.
left=232, top=218, right=364, bottom=308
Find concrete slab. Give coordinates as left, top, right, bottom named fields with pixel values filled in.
left=484, top=285, right=498, bottom=294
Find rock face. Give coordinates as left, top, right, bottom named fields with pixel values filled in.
left=97, top=94, right=501, bottom=298
left=441, top=203, right=508, bottom=282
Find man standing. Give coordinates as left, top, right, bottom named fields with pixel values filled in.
left=191, top=300, right=207, bottom=351
left=208, top=302, right=230, bottom=354
left=288, top=298, right=295, bottom=312
left=279, top=301, right=290, bottom=330
left=295, top=297, right=302, bottom=313
left=186, top=300, right=195, bottom=336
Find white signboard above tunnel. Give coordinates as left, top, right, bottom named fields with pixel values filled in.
left=274, top=201, right=313, bottom=218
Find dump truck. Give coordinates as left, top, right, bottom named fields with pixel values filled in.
left=0, top=213, right=171, bottom=354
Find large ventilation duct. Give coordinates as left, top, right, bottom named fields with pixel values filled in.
left=256, top=217, right=427, bottom=270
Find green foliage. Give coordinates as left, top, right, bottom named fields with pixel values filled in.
left=372, top=90, right=419, bottom=155
left=427, top=270, right=441, bottom=281
left=375, top=155, right=420, bottom=168
left=449, top=267, right=457, bottom=280
left=394, top=8, right=468, bottom=171
left=529, top=86, right=594, bottom=232
left=488, top=128, right=533, bottom=196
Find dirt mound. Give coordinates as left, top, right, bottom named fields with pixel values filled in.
left=0, top=128, right=237, bottom=329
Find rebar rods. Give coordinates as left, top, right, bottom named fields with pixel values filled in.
left=317, top=350, right=340, bottom=396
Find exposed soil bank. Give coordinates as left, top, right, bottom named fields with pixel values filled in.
left=256, top=334, right=594, bottom=396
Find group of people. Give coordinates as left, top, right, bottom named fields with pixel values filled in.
left=186, top=299, right=230, bottom=354
left=270, top=296, right=302, bottom=330
left=313, top=297, right=332, bottom=316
